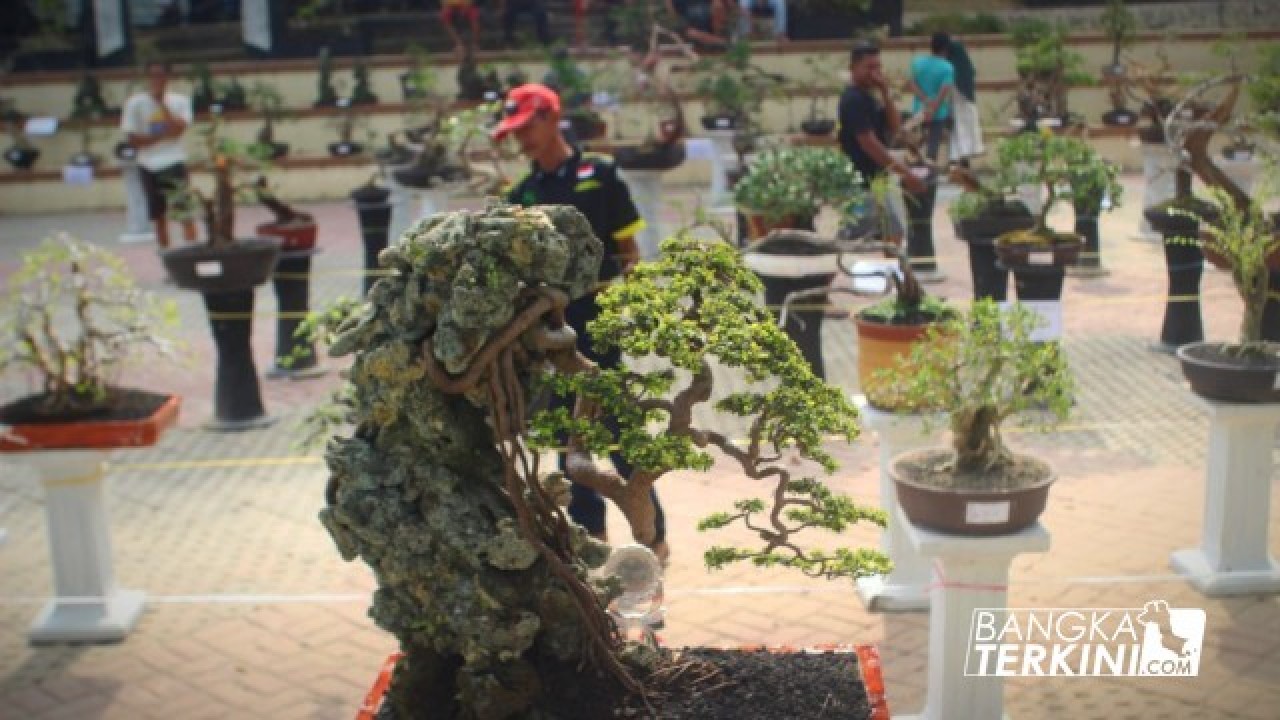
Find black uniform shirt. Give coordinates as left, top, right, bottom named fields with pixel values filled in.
left=507, top=149, right=645, bottom=284
left=837, top=85, right=890, bottom=187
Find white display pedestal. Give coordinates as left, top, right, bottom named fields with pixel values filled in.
left=705, top=129, right=738, bottom=206
left=389, top=179, right=458, bottom=247
left=853, top=397, right=938, bottom=612
left=1170, top=398, right=1280, bottom=596
left=898, top=509, right=1050, bottom=720
left=1136, top=142, right=1180, bottom=242
left=20, top=449, right=144, bottom=643
left=618, top=168, right=665, bottom=260
left=118, top=160, right=155, bottom=245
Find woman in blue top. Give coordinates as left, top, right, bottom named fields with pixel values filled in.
left=909, top=32, right=956, bottom=163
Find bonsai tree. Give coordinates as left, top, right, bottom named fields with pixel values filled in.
left=247, top=81, right=290, bottom=159
left=543, top=44, right=605, bottom=140
left=349, top=57, right=378, bottom=106
left=885, top=299, right=1073, bottom=480
left=315, top=204, right=888, bottom=718
left=0, top=234, right=180, bottom=417
left=189, top=62, right=216, bottom=113
left=456, top=47, right=503, bottom=102
left=1175, top=185, right=1279, bottom=358
left=732, top=146, right=864, bottom=232
left=168, top=116, right=273, bottom=247
left=1098, top=0, right=1139, bottom=125
left=70, top=71, right=111, bottom=121
left=693, top=41, right=782, bottom=131
left=793, top=55, right=841, bottom=134
left=1009, top=19, right=1091, bottom=128
left=989, top=131, right=1114, bottom=250
left=217, top=76, right=248, bottom=112
left=1247, top=43, right=1280, bottom=141
left=314, top=47, right=339, bottom=108
left=400, top=43, right=436, bottom=102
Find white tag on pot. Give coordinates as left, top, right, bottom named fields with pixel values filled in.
left=716, top=117, right=730, bottom=128
left=850, top=260, right=899, bottom=294
left=1028, top=250, right=1054, bottom=266
left=195, top=261, right=223, bottom=278
left=911, top=166, right=930, bottom=179
left=966, top=500, right=1011, bottom=525
left=62, top=165, right=93, bottom=185
left=1040, top=117, right=1062, bottom=128
left=25, top=116, right=58, bottom=136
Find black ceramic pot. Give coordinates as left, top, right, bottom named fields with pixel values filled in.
left=351, top=183, right=392, bottom=296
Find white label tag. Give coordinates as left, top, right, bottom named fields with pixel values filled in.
left=25, top=116, right=58, bottom=136
left=62, top=165, right=94, bottom=185
left=716, top=117, right=730, bottom=128
left=911, top=166, right=930, bottom=179
left=1028, top=250, right=1054, bottom=266
left=1040, top=117, right=1062, bottom=128
left=966, top=501, right=1011, bottom=525
left=195, top=261, right=222, bottom=277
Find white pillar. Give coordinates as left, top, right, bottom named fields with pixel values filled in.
left=1136, top=142, right=1180, bottom=242
left=388, top=178, right=427, bottom=246
left=854, top=397, right=939, bottom=612
left=22, top=449, right=145, bottom=643
left=1170, top=398, right=1280, bottom=596
left=618, top=168, right=664, bottom=261
left=705, top=129, right=738, bottom=207
left=898, top=508, right=1050, bottom=720
left=417, top=182, right=463, bottom=224
left=118, top=158, right=155, bottom=244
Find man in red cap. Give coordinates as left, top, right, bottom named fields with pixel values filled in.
left=495, top=83, right=669, bottom=563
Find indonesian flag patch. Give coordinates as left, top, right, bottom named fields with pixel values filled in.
left=577, top=164, right=595, bottom=180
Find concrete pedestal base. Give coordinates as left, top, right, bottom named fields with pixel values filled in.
left=21, top=450, right=145, bottom=644
left=897, top=508, right=1050, bottom=720
left=705, top=130, right=738, bottom=206
left=1171, top=398, right=1280, bottom=596
left=853, top=397, right=940, bottom=612
left=618, top=168, right=665, bottom=260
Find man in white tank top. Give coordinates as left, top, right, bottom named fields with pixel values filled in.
left=120, top=60, right=197, bottom=249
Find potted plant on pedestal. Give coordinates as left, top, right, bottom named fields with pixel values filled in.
left=314, top=203, right=890, bottom=718
left=160, top=116, right=280, bottom=430
left=1173, top=185, right=1280, bottom=401
left=948, top=166, right=1035, bottom=301
left=1098, top=0, right=1139, bottom=127
left=0, top=235, right=182, bottom=643
left=735, top=146, right=864, bottom=377
left=886, top=299, right=1074, bottom=535
left=1066, top=142, right=1123, bottom=276
left=190, top=62, right=217, bottom=114
left=314, top=47, right=340, bottom=108
left=796, top=56, right=840, bottom=137
left=693, top=41, right=779, bottom=132
left=349, top=56, right=379, bottom=106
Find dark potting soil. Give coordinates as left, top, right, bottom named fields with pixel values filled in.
left=0, top=387, right=169, bottom=425
left=896, top=447, right=1051, bottom=492
left=377, top=648, right=870, bottom=720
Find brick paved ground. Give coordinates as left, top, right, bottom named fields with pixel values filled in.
left=1, top=175, right=1278, bottom=719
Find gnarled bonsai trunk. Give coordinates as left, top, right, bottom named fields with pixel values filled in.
left=951, top=405, right=1010, bottom=476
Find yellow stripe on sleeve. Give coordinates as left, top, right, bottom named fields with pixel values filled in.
left=613, top=218, right=646, bottom=239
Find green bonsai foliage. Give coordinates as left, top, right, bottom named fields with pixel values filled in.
left=1099, top=0, right=1137, bottom=69
left=1248, top=43, right=1280, bottom=140
left=0, top=235, right=180, bottom=416
left=530, top=234, right=888, bottom=580
left=693, top=41, right=781, bottom=128
left=883, top=299, right=1074, bottom=480
left=732, top=147, right=864, bottom=225
left=1173, top=185, right=1279, bottom=356
left=247, top=81, right=288, bottom=149
left=991, top=132, right=1117, bottom=243
left=1010, top=19, right=1091, bottom=123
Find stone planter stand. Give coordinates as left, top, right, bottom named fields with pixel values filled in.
left=118, top=156, right=155, bottom=245
left=617, top=168, right=666, bottom=261
left=1170, top=398, right=1280, bottom=596
left=20, top=450, right=145, bottom=643
left=898, top=508, right=1050, bottom=720
left=853, top=397, right=938, bottom=612
left=267, top=247, right=325, bottom=379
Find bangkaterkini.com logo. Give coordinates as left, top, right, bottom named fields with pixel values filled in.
left=966, top=601, right=1206, bottom=677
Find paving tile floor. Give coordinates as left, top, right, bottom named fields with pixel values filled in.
left=1, top=176, right=1278, bottom=719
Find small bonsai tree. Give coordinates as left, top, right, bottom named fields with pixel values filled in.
left=217, top=76, right=247, bottom=112
left=1099, top=0, right=1137, bottom=73
left=1009, top=19, right=1091, bottom=127
left=0, top=235, right=179, bottom=416
left=693, top=41, right=781, bottom=130
left=70, top=71, right=111, bottom=121
left=349, top=57, right=378, bottom=106
left=1247, top=43, right=1280, bottom=140
left=990, top=131, right=1114, bottom=245
left=314, top=47, right=339, bottom=107
left=169, top=116, right=272, bottom=246
left=247, top=81, right=289, bottom=157
left=794, top=55, right=840, bottom=130
left=189, top=62, right=217, bottom=113
left=732, top=146, right=864, bottom=229
left=885, top=299, right=1073, bottom=479
left=1175, top=185, right=1279, bottom=357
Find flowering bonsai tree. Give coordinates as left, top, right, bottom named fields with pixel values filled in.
left=317, top=203, right=887, bottom=718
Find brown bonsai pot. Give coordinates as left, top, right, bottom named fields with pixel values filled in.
left=994, top=230, right=1083, bottom=268
left=257, top=220, right=317, bottom=252
left=743, top=214, right=797, bottom=242
left=160, top=238, right=281, bottom=293
left=853, top=312, right=945, bottom=411
left=0, top=390, right=180, bottom=452
left=891, top=447, right=1055, bottom=536
left=1176, top=342, right=1280, bottom=403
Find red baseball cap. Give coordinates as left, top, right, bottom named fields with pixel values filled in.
left=491, top=84, right=561, bottom=140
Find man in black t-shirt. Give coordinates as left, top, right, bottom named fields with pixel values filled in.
left=837, top=40, right=925, bottom=243
left=496, top=83, right=668, bottom=562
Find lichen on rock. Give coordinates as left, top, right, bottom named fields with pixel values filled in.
left=319, top=202, right=605, bottom=720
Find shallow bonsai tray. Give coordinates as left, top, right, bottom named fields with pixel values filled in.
left=355, top=644, right=890, bottom=720
left=0, top=391, right=180, bottom=452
